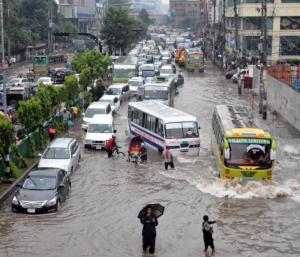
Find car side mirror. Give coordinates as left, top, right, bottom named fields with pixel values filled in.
left=270, top=149, right=276, bottom=161
left=59, top=184, right=65, bottom=189
left=16, top=183, right=22, bottom=188
left=113, top=129, right=117, bottom=133
left=114, top=97, right=118, bottom=103
left=224, top=148, right=230, bottom=159
left=198, top=126, right=201, bottom=130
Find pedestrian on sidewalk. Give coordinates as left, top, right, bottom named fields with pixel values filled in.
left=163, top=146, right=174, bottom=170
left=202, top=215, right=217, bottom=255
left=62, top=108, right=71, bottom=132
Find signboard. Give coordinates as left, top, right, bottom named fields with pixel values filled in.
left=227, top=138, right=271, bottom=145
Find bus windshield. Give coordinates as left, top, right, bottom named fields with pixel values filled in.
left=113, top=68, right=135, bottom=78
left=144, top=89, right=168, bottom=100
left=165, top=122, right=199, bottom=139
left=225, top=138, right=272, bottom=168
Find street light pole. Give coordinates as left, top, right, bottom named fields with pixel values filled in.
left=259, top=0, right=267, bottom=120
left=0, top=0, right=7, bottom=115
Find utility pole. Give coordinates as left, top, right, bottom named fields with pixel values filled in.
left=259, top=0, right=268, bottom=120
left=212, top=0, right=216, bottom=63
left=48, top=2, right=53, bottom=54
left=0, top=0, right=6, bottom=115
left=222, top=0, right=226, bottom=56
left=7, top=3, right=10, bottom=59
left=233, top=0, right=239, bottom=51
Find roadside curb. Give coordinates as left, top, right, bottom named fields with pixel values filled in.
left=0, top=160, right=39, bottom=206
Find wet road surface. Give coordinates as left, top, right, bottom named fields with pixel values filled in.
left=0, top=62, right=300, bottom=257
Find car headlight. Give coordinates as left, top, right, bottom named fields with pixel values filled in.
left=46, top=196, right=57, bottom=206
left=12, top=196, right=19, bottom=205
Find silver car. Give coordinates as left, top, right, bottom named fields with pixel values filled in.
left=38, top=138, right=81, bottom=174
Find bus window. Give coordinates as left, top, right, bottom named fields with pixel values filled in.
left=150, top=116, right=156, bottom=132
left=138, top=110, right=144, bottom=126
left=128, top=106, right=133, bottom=121
left=165, top=123, right=183, bottom=139
left=133, top=109, right=139, bottom=124
left=182, top=122, right=199, bottom=138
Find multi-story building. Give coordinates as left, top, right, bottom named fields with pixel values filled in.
left=58, top=0, right=108, bottom=34
left=223, top=0, right=300, bottom=61
left=169, top=0, right=202, bottom=29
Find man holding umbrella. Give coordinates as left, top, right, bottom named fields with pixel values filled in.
left=138, top=204, right=165, bottom=255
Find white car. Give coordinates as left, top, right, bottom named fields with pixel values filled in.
left=128, top=77, right=144, bottom=96
left=37, top=77, right=53, bottom=86
left=38, top=138, right=81, bottom=174
left=105, top=83, right=131, bottom=104
left=98, top=94, right=120, bottom=114
left=82, top=102, right=112, bottom=130
left=84, top=114, right=115, bottom=149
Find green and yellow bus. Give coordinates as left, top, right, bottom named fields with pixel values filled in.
left=211, top=105, right=276, bottom=181
left=184, top=48, right=204, bottom=72
left=33, top=55, right=49, bottom=75
left=112, top=56, right=138, bottom=83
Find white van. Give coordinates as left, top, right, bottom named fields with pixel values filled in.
left=81, top=102, right=112, bottom=130
left=99, top=94, right=120, bottom=115
left=84, top=114, right=115, bottom=149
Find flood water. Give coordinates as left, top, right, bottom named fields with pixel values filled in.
left=0, top=62, right=300, bottom=257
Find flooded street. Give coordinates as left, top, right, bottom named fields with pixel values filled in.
left=0, top=62, right=300, bottom=257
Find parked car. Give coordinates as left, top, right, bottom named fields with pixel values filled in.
left=12, top=168, right=71, bottom=214
left=81, top=102, right=112, bottom=130
left=38, top=138, right=81, bottom=174
left=98, top=94, right=120, bottom=115
left=6, top=77, right=30, bottom=88
left=128, top=77, right=144, bottom=96
left=37, top=76, right=53, bottom=86
left=105, top=83, right=131, bottom=104
left=84, top=114, right=115, bottom=149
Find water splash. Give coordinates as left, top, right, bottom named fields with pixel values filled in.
left=160, top=170, right=300, bottom=200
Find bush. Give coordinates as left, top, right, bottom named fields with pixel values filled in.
left=10, top=144, right=28, bottom=169
left=10, top=162, right=21, bottom=178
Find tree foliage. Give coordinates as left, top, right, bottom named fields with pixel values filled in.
left=63, top=76, right=80, bottom=106
left=101, top=7, right=148, bottom=54
left=138, top=9, right=151, bottom=26
left=0, top=116, right=14, bottom=159
left=17, top=98, right=43, bottom=134
left=3, top=0, right=78, bottom=55
left=37, top=85, right=52, bottom=120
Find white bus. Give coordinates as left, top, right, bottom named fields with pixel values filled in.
left=137, top=76, right=176, bottom=106
left=128, top=101, right=200, bottom=155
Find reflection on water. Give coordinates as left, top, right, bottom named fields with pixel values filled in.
left=0, top=63, right=299, bottom=257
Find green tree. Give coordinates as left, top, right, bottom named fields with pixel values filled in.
left=101, top=7, right=134, bottom=54
left=79, top=67, right=93, bottom=90
left=0, top=116, right=14, bottom=161
left=17, top=99, right=43, bottom=134
left=36, top=85, right=52, bottom=120
left=64, top=75, right=80, bottom=106
left=138, top=9, right=150, bottom=26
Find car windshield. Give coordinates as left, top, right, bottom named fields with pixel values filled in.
left=160, top=68, right=173, bottom=74
left=165, top=122, right=199, bottom=139
left=144, top=89, right=168, bottom=100
left=85, top=108, right=106, bottom=117
left=88, top=123, right=112, bottom=133
left=22, top=176, right=56, bottom=190
left=43, top=147, right=70, bottom=159
left=142, top=70, right=155, bottom=78
left=39, top=78, right=50, bottom=83
left=113, top=68, right=134, bottom=78
left=106, top=88, right=121, bottom=95
left=9, top=79, right=20, bottom=84
left=225, top=138, right=272, bottom=168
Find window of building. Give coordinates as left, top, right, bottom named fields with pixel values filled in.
left=242, top=36, right=272, bottom=56
left=281, top=0, right=300, bottom=3
left=280, top=36, right=300, bottom=55
left=281, top=17, right=300, bottom=30
left=243, top=17, right=273, bottom=30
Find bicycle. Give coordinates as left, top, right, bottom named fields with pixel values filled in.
left=112, top=146, right=126, bottom=159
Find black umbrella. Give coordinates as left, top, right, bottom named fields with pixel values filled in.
left=138, top=203, right=165, bottom=220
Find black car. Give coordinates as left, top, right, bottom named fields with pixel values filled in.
left=12, top=168, right=71, bottom=214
